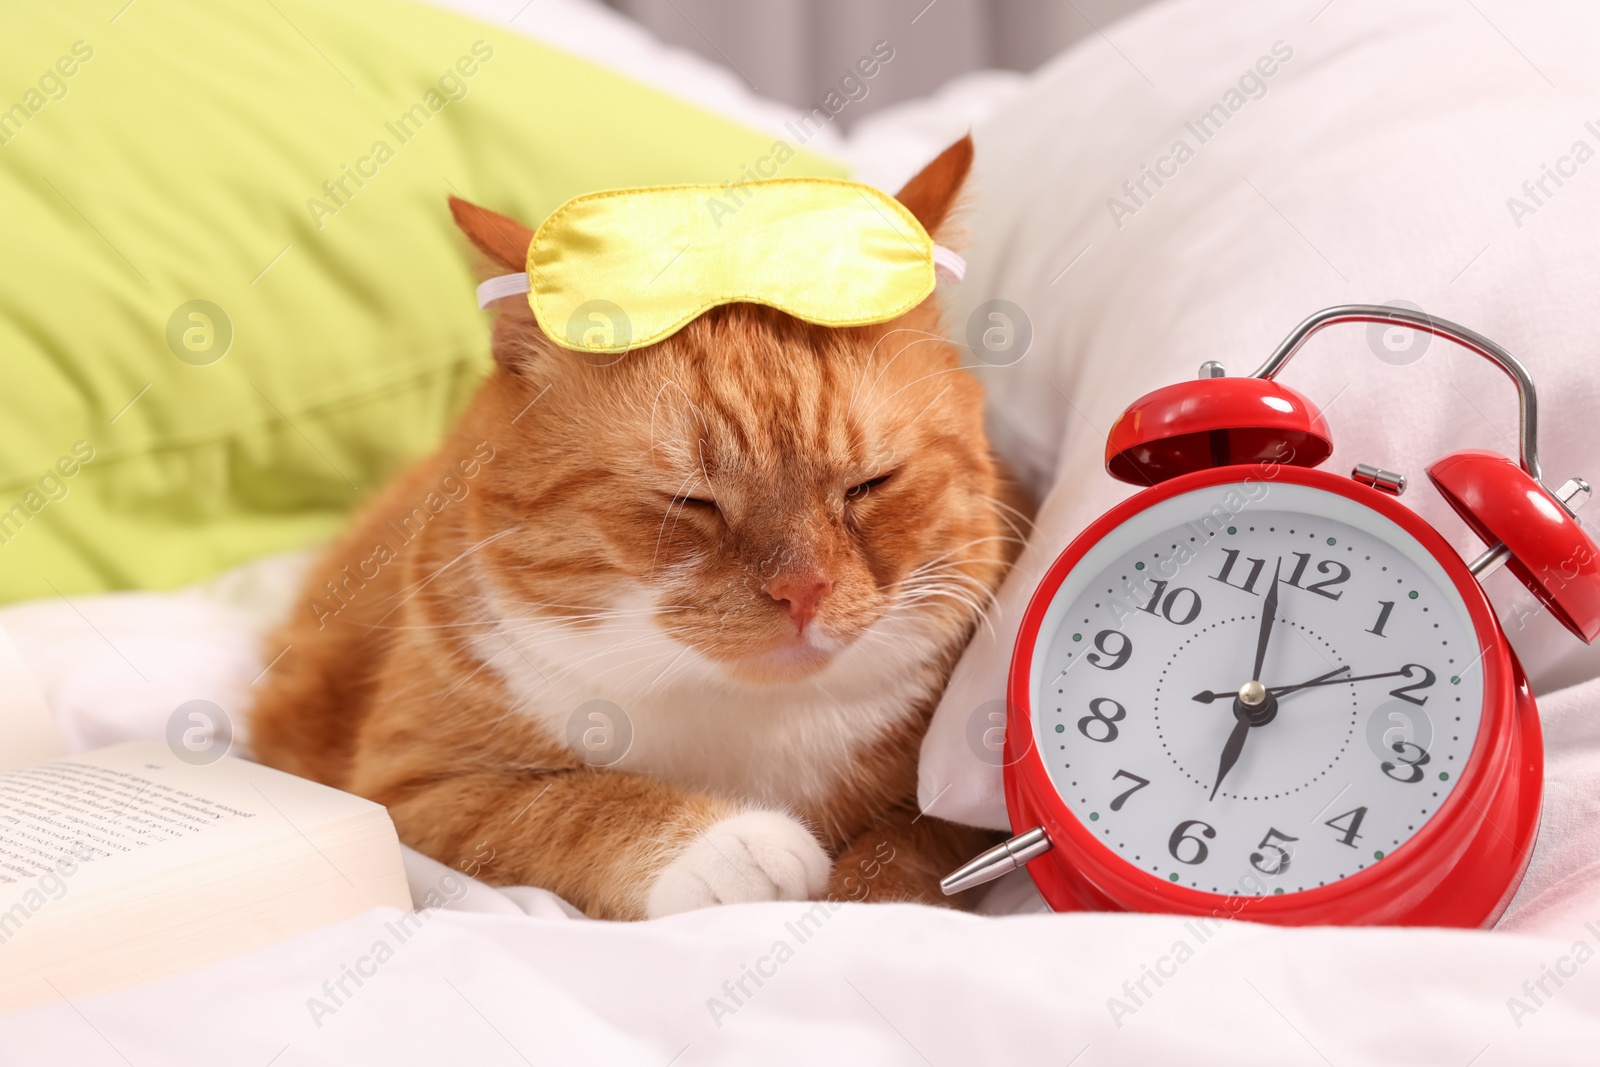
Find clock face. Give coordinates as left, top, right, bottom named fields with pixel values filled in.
left=1033, top=481, right=1487, bottom=897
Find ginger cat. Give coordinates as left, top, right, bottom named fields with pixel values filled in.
left=249, top=136, right=1027, bottom=919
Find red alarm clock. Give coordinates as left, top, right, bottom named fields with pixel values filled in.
left=942, top=305, right=1599, bottom=927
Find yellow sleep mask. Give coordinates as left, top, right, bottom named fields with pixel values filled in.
left=475, top=178, right=964, bottom=354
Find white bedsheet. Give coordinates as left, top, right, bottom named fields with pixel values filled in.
left=6, top=843, right=1600, bottom=1065
left=4, top=0, right=1600, bottom=1061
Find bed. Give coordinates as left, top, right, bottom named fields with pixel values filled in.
left=4, top=0, right=1600, bottom=1061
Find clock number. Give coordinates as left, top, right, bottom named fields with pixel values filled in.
left=1077, top=697, right=1126, bottom=743
left=1249, top=827, right=1299, bottom=876
left=1368, top=600, right=1396, bottom=637
left=1381, top=741, right=1431, bottom=784
left=1307, top=561, right=1352, bottom=600
left=1285, top=552, right=1349, bottom=600
left=1388, top=664, right=1436, bottom=706
left=1164, top=588, right=1203, bottom=625
left=1168, top=820, right=1216, bottom=865
left=1087, top=629, right=1133, bottom=671
left=1138, top=580, right=1202, bottom=625
left=1324, top=806, right=1368, bottom=848
left=1212, top=548, right=1267, bottom=595
left=1108, top=769, right=1149, bottom=811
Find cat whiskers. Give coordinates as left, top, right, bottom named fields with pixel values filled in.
left=644, top=380, right=720, bottom=574
left=896, top=583, right=996, bottom=635
left=443, top=594, right=684, bottom=696
left=646, top=378, right=708, bottom=455
left=888, top=561, right=999, bottom=638
left=368, top=603, right=680, bottom=633
left=902, top=381, right=954, bottom=430
left=651, top=466, right=710, bottom=574
left=860, top=361, right=971, bottom=424
left=525, top=629, right=677, bottom=692
left=854, top=619, right=931, bottom=657
left=893, top=575, right=989, bottom=601
left=892, top=548, right=1005, bottom=589
left=979, top=493, right=1035, bottom=542
left=373, top=526, right=520, bottom=623
left=847, top=326, right=950, bottom=416
left=639, top=645, right=693, bottom=695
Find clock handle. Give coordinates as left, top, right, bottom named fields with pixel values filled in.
left=1247, top=304, right=1546, bottom=485
left=940, top=826, right=1052, bottom=895
left=1246, top=305, right=1599, bottom=641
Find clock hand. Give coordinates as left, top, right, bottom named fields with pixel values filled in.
left=1268, top=665, right=1352, bottom=697
left=1210, top=709, right=1252, bottom=802
left=1250, top=558, right=1283, bottom=685
left=1269, top=666, right=1415, bottom=693
left=1203, top=562, right=1297, bottom=801
left=1192, top=666, right=1350, bottom=704
left=1194, top=665, right=1428, bottom=704
left=1193, top=666, right=1420, bottom=704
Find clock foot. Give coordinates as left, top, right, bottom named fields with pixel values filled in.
left=941, top=826, right=1052, bottom=895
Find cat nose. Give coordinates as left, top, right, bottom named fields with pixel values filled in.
left=764, top=571, right=833, bottom=632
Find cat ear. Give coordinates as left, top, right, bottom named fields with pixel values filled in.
left=448, top=196, right=534, bottom=273
left=448, top=197, right=556, bottom=376
left=893, top=133, right=973, bottom=240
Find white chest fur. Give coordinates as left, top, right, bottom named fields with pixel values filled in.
left=470, top=588, right=948, bottom=812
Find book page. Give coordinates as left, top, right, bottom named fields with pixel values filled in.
left=0, top=742, right=410, bottom=1011
left=0, top=758, right=252, bottom=883
left=0, top=743, right=390, bottom=907
left=0, top=623, right=63, bottom=770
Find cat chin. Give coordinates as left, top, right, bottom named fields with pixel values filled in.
left=724, top=648, right=834, bottom=684
left=722, top=630, right=856, bottom=684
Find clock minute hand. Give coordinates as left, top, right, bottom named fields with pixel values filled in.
left=1268, top=667, right=1414, bottom=694
left=1268, top=665, right=1351, bottom=698
left=1193, top=666, right=1414, bottom=704
left=1192, top=666, right=1348, bottom=705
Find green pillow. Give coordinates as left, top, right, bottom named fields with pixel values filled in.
left=0, top=0, right=843, bottom=603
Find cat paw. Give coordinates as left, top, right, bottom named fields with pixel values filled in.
left=646, top=811, right=831, bottom=918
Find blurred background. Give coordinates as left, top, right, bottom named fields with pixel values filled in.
left=602, top=0, right=1159, bottom=122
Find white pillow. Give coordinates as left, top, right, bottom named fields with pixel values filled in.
left=922, top=0, right=1600, bottom=829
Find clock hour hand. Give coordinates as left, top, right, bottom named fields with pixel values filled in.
left=1210, top=710, right=1252, bottom=801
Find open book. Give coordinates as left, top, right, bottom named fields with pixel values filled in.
left=0, top=626, right=411, bottom=1012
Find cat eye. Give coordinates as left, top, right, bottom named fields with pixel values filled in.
left=669, top=493, right=719, bottom=511
left=846, top=473, right=893, bottom=499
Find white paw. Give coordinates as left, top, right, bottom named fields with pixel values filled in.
left=646, top=811, right=831, bottom=918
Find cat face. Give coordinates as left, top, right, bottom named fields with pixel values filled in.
left=451, top=138, right=1015, bottom=683
left=584, top=307, right=999, bottom=682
